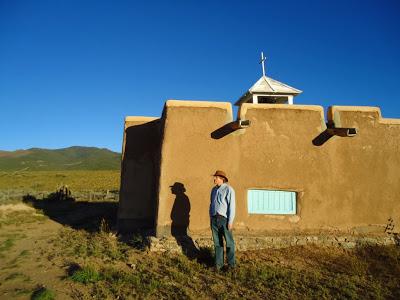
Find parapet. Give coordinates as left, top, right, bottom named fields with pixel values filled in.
left=125, top=101, right=400, bottom=130
left=165, top=99, right=232, bottom=110
left=328, top=106, right=400, bottom=127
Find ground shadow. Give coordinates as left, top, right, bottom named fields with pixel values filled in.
left=354, top=245, right=400, bottom=284
left=170, top=182, right=199, bottom=259
left=196, top=246, right=215, bottom=267
left=22, top=188, right=118, bottom=233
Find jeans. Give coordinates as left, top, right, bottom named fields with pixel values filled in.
left=211, top=215, right=235, bottom=269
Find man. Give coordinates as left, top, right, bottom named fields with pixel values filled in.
left=209, top=170, right=235, bottom=270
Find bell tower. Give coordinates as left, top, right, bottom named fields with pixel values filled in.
left=235, top=52, right=302, bottom=106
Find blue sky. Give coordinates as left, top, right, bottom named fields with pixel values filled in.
left=1, top=0, right=399, bottom=152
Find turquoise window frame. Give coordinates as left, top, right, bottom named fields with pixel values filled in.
left=247, top=189, right=297, bottom=215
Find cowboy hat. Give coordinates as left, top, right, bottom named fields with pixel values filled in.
left=212, top=170, right=228, bottom=182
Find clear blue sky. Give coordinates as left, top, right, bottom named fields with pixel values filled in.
left=1, top=0, right=399, bottom=152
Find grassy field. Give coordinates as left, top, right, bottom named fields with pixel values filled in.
left=0, top=170, right=120, bottom=191
left=1, top=197, right=399, bottom=299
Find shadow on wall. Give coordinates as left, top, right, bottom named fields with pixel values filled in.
left=312, top=122, right=358, bottom=146
left=312, top=130, right=334, bottom=146
left=119, top=119, right=161, bottom=232
left=170, top=182, right=199, bottom=258
left=210, top=122, right=237, bottom=139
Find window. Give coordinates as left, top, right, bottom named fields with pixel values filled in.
left=247, top=189, right=296, bottom=215
left=258, top=96, right=288, bottom=104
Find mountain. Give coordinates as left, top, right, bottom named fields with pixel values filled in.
left=0, top=146, right=121, bottom=171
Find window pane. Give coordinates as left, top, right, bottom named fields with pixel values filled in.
left=248, top=189, right=296, bottom=215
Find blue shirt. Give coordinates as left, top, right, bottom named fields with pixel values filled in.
left=209, top=183, right=236, bottom=225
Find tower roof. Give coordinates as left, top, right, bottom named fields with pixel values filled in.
left=235, top=75, right=302, bottom=106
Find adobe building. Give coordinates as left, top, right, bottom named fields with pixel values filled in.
left=118, top=56, right=400, bottom=241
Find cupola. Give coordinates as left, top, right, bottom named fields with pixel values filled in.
left=235, top=52, right=302, bottom=106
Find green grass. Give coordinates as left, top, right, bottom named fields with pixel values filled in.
left=0, top=233, right=27, bottom=261
left=69, top=265, right=102, bottom=284
left=19, top=249, right=30, bottom=257
left=31, top=287, right=55, bottom=300
left=0, top=238, right=15, bottom=254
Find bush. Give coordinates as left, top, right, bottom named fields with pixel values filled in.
left=69, top=265, right=102, bottom=284
left=31, top=287, right=55, bottom=300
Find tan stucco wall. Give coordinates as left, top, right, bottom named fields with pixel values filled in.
left=152, top=101, right=400, bottom=236
left=118, top=116, right=161, bottom=231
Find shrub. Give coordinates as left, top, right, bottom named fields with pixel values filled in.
left=31, top=287, right=55, bottom=300
left=69, top=265, right=102, bottom=284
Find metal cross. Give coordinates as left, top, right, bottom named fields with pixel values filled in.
left=259, top=52, right=266, bottom=77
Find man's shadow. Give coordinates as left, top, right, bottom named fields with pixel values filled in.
left=170, top=182, right=199, bottom=259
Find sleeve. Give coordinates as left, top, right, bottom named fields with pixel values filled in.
left=227, top=187, right=235, bottom=225
left=209, top=188, right=214, bottom=217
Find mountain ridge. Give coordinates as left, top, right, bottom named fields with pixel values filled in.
left=0, top=146, right=121, bottom=171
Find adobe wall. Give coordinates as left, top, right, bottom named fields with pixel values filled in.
left=118, top=116, right=162, bottom=232
left=154, top=101, right=400, bottom=236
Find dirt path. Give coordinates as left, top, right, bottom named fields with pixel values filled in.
left=0, top=204, right=70, bottom=299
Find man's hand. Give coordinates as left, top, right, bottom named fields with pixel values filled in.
left=228, top=223, right=233, bottom=231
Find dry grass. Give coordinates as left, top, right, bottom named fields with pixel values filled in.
left=0, top=170, right=120, bottom=191
left=48, top=225, right=400, bottom=300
